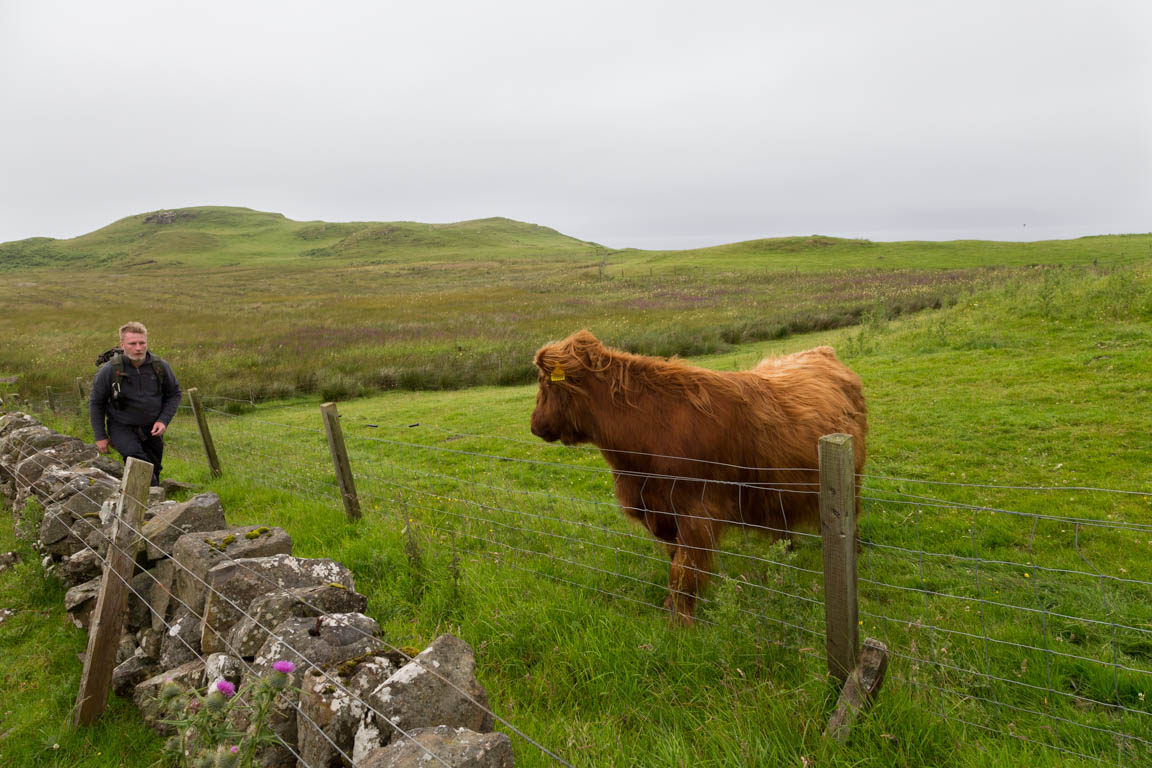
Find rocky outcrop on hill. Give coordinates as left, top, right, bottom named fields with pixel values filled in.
left=0, top=412, right=511, bottom=767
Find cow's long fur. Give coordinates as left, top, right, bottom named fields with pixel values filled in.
left=530, top=329, right=867, bottom=623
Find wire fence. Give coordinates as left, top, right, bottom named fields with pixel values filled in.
left=1, top=423, right=571, bottom=767
left=171, top=397, right=1152, bottom=765
left=6, top=394, right=1152, bottom=766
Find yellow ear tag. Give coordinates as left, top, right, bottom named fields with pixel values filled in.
left=550, top=366, right=566, bottom=382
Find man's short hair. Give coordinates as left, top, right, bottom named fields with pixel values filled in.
left=119, top=322, right=148, bottom=340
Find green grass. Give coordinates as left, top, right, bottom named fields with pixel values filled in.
left=3, top=210, right=1151, bottom=766
left=11, top=261, right=1149, bottom=767
left=0, top=511, right=164, bottom=767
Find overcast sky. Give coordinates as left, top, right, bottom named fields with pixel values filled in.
left=2, top=1, right=1149, bottom=250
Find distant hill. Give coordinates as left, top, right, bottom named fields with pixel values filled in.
left=2, top=205, right=1149, bottom=272
left=0, top=206, right=600, bottom=270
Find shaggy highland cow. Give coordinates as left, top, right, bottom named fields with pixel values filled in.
left=530, top=330, right=867, bottom=624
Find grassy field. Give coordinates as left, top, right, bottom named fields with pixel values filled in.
left=2, top=206, right=1151, bottom=403
left=0, top=519, right=163, bottom=768
left=5, top=255, right=1150, bottom=766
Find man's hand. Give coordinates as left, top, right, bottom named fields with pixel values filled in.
left=96, top=439, right=110, bottom=454
left=151, top=421, right=167, bottom=437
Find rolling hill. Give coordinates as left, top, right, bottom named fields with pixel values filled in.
left=5, top=206, right=1148, bottom=272
left=0, top=207, right=599, bottom=269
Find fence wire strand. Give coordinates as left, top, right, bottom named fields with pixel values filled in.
left=6, top=402, right=1152, bottom=767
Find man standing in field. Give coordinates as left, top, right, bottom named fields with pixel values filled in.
left=89, top=322, right=182, bottom=486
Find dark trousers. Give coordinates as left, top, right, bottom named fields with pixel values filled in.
left=107, top=421, right=164, bottom=485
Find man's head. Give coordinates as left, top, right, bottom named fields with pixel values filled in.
left=119, top=322, right=149, bottom=365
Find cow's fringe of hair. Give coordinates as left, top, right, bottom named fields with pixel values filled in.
left=535, top=329, right=750, bottom=417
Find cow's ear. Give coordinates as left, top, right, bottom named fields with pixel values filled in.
left=566, top=331, right=598, bottom=364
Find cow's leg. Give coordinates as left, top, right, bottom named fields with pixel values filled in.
left=664, top=516, right=722, bottom=626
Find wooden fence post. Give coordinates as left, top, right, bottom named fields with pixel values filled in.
left=75, top=376, right=89, bottom=414
left=819, top=433, right=858, bottom=683
left=320, top=402, right=361, bottom=521
left=46, top=386, right=58, bottom=412
left=74, top=456, right=152, bottom=726
left=187, top=387, right=222, bottom=478
left=825, top=637, right=890, bottom=742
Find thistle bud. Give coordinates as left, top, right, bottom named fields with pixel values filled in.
left=215, top=745, right=240, bottom=768
left=205, top=690, right=227, bottom=712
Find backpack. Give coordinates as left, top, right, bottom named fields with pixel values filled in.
left=95, top=347, right=167, bottom=407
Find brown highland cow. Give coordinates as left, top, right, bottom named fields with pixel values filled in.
left=530, top=330, right=867, bottom=624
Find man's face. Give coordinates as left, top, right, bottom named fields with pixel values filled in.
left=121, top=332, right=148, bottom=364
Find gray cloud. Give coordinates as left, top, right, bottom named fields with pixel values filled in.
left=2, top=0, right=1148, bottom=248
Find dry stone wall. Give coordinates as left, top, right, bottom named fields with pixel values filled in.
left=0, top=412, right=514, bottom=768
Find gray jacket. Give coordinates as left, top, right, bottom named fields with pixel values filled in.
left=89, top=352, right=182, bottom=441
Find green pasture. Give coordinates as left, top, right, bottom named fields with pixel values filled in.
left=2, top=206, right=1150, bottom=405
left=5, top=259, right=1150, bottom=767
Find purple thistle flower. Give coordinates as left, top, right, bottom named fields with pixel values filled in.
left=273, top=660, right=296, bottom=674
left=216, top=680, right=237, bottom=698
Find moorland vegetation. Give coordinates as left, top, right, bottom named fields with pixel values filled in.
left=2, top=207, right=1149, bottom=402
left=1, top=208, right=1150, bottom=767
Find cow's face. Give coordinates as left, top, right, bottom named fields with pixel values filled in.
left=530, top=352, right=589, bottom=445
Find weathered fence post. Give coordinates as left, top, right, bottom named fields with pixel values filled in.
left=320, top=402, right=361, bottom=521
left=75, top=376, right=89, bottom=414
left=187, top=387, right=222, bottom=478
left=74, top=456, right=152, bottom=726
left=46, top=386, right=58, bottom=412
left=824, top=637, right=889, bottom=742
left=819, top=433, right=858, bottom=683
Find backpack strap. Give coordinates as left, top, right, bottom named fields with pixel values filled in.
left=108, top=354, right=167, bottom=400
left=109, top=353, right=125, bottom=407
left=152, top=359, right=167, bottom=387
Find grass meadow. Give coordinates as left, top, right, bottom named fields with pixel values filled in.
left=1, top=209, right=1150, bottom=766
left=2, top=207, right=1151, bottom=401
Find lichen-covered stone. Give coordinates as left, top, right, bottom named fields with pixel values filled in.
left=245, top=613, right=384, bottom=768
left=41, top=466, right=118, bottom=506
left=358, top=726, right=514, bottom=768
left=64, top=575, right=103, bottom=630
left=227, top=582, right=367, bottom=658
left=39, top=504, right=80, bottom=556
left=171, top=525, right=292, bottom=615
left=356, top=634, right=494, bottom=755
left=14, top=452, right=65, bottom=493
left=0, top=425, right=61, bottom=464
left=112, top=653, right=157, bottom=698
left=140, top=492, right=226, bottom=560
left=204, top=652, right=245, bottom=692
left=52, top=477, right=120, bottom=527
left=59, top=548, right=102, bottom=587
left=199, top=554, right=355, bottom=655
left=158, top=605, right=203, bottom=670
left=0, top=412, right=39, bottom=440
left=298, top=653, right=399, bottom=768
left=71, top=454, right=124, bottom=479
